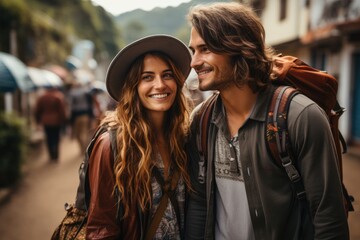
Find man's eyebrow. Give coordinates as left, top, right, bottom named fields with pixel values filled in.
left=188, top=44, right=206, bottom=51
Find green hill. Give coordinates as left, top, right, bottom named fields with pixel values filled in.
left=115, top=0, right=231, bottom=44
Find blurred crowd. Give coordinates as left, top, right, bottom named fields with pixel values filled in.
left=34, top=77, right=111, bottom=161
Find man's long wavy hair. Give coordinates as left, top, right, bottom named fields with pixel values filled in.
left=188, top=2, right=274, bottom=93
left=101, top=51, right=191, bottom=218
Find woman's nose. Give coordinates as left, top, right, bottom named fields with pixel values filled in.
left=154, top=76, right=166, bottom=89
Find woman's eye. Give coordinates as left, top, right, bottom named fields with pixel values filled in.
left=163, top=72, right=174, bottom=79
left=141, top=75, right=152, bottom=81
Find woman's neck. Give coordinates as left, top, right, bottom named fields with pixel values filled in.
left=148, top=113, right=171, bottom=179
left=147, top=111, right=165, bottom=131
left=155, top=134, right=171, bottom=179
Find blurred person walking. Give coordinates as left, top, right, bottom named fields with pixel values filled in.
left=68, top=82, right=96, bottom=154
left=35, top=87, right=67, bottom=162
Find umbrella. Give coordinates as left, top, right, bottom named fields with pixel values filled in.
left=90, top=80, right=106, bottom=93
left=0, top=52, right=35, bottom=92
left=42, top=69, right=63, bottom=88
left=46, top=64, right=70, bottom=83
left=28, top=67, right=64, bottom=89
left=28, top=67, right=52, bottom=88
left=73, top=69, right=94, bottom=85
left=65, top=56, right=82, bottom=71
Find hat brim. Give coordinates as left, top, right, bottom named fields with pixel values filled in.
left=106, top=35, right=192, bottom=101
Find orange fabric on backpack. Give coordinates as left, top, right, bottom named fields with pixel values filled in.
left=272, top=55, right=338, bottom=116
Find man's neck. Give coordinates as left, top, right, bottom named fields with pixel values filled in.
left=220, top=84, right=258, bottom=136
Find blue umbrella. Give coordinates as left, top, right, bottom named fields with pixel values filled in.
left=0, top=52, right=35, bottom=92
left=65, top=55, right=82, bottom=71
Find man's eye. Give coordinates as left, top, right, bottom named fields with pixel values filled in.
left=201, top=46, right=209, bottom=52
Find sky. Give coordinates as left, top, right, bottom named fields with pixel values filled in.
left=91, top=0, right=192, bottom=16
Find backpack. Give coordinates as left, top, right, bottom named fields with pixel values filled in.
left=51, top=125, right=119, bottom=240
left=194, top=55, right=354, bottom=215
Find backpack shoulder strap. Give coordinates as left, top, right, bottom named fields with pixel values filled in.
left=194, top=93, right=218, bottom=183
left=107, top=127, right=124, bottom=221
left=74, top=125, right=109, bottom=210
left=333, top=101, right=347, bottom=155
left=266, top=86, right=306, bottom=200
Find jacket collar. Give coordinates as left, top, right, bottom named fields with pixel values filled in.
left=212, top=85, right=274, bottom=125
left=249, top=85, right=275, bottom=122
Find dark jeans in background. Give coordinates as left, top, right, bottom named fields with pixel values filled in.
left=44, top=126, right=61, bottom=161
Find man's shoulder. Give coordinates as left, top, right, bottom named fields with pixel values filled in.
left=288, top=93, right=328, bottom=128
left=290, top=93, right=323, bottom=114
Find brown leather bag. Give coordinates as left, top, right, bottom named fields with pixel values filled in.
left=51, top=203, right=86, bottom=240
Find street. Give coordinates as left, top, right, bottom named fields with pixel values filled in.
left=0, top=135, right=359, bottom=239
left=0, top=135, right=83, bottom=240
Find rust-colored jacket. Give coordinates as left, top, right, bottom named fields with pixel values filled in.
left=35, top=89, right=67, bottom=126
left=86, top=132, right=147, bottom=239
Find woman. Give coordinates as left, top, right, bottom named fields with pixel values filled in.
left=86, top=35, right=192, bottom=239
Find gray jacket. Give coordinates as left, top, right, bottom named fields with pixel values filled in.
left=185, top=85, right=349, bottom=240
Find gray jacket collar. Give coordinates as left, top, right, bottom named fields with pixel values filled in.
left=212, top=85, right=274, bottom=126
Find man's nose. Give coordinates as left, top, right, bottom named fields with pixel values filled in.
left=190, top=52, right=201, bottom=69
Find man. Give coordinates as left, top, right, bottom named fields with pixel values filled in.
left=185, top=2, right=349, bottom=239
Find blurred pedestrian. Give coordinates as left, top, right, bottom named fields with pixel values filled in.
left=35, top=87, right=67, bottom=162
left=68, top=82, right=95, bottom=154
left=86, top=35, right=192, bottom=239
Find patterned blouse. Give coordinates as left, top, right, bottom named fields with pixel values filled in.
left=151, top=153, right=185, bottom=240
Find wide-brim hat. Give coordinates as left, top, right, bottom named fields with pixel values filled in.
left=106, top=34, right=192, bottom=101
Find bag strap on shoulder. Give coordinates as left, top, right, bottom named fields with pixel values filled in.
left=145, top=167, right=181, bottom=240
left=266, top=86, right=306, bottom=201
left=107, top=128, right=124, bottom=221
left=195, top=93, right=218, bottom=183
left=75, top=125, right=109, bottom=210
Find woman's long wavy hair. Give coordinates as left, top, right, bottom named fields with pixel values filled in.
left=188, top=2, right=275, bottom=93
left=101, top=51, right=191, bottom=217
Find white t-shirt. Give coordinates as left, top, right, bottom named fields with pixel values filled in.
left=214, top=131, right=255, bottom=240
